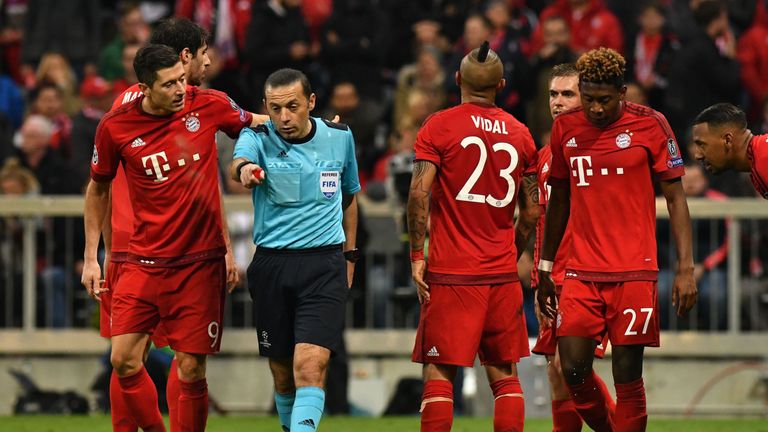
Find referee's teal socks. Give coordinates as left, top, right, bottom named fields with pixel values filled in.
left=275, top=391, right=295, bottom=432
left=291, top=386, right=325, bottom=431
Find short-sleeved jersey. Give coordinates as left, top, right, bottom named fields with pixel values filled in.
left=747, top=133, right=768, bottom=199
left=549, top=102, right=684, bottom=281
left=233, top=117, right=361, bottom=249
left=415, top=102, right=538, bottom=284
left=531, top=145, right=571, bottom=288
left=108, top=83, right=141, bottom=258
left=91, top=86, right=253, bottom=266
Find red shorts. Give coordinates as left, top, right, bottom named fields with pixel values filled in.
left=532, top=286, right=608, bottom=357
left=111, top=258, right=226, bottom=354
left=557, top=279, right=660, bottom=347
left=412, top=282, right=530, bottom=367
left=100, top=260, right=170, bottom=347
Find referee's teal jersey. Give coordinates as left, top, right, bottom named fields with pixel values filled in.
left=233, top=117, right=361, bottom=249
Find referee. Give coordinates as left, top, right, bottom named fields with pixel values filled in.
left=230, top=68, right=360, bottom=432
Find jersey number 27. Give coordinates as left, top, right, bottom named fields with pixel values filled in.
left=455, top=136, right=519, bottom=208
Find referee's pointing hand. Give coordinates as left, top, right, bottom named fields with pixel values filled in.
left=240, top=163, right=265, bottom=188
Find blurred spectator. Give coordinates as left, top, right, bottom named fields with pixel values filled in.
left=302, top=0, right=333, bottom=43
left=752, top=97, right=768, bottom=134
left=320, top=81, right=385, bottom=184
left=111, top=43, right=141, bottom=96
left=28, top=82, right=72, bottom=159
left=625, top=82, right=649, bottom=106
left=382, top=1, right=449, bottom=70
left=34, top=52, right=80, bottom=115
left=659, top=163, right=729, bottom=330
left=526, top=15, right=577, bottom=142
left=70, top=76, right=112, bottom=190
left=393, top=47, right=446, bottom=131
left=13, top=114, right=76, bottom=194
left=0, top=0, right=26, bottom=83
left=245, top=0, right=314, bottom=108
left=665, top=0, right=740, bottom=142
left=321, top=0, right=387, bottom=99
left=98, top=2, right=149, bottom=81
left=737, top=0, right=768, bottom=122
left=625, top=1, right=680, bottom=112
left=531, top=0, right=624, bottom=55
left=0, top=63, right=24, bottom=129
left=21, top=0, right=100, bottom=78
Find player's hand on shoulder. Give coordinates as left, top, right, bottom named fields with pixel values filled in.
left=240, top=163, right=266, bottom=188
left=411, top=259, right=430, bottom=304
left=81, top=260, right=106, bottom=302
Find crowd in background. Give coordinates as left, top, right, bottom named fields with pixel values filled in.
left=1, top=0, right=768, bottom=331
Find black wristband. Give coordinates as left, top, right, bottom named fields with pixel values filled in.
left=235, top=160, right=255, bottom=178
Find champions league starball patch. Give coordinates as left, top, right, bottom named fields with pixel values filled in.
left=185, top=116, right=200, bottom=133
left=91, top=147, right=98, bottom=165
left=229, top=97, right=239, bottom=111
left=320, top=171, right=340, bottom=199
left=667, top=137, right=683, bottom=168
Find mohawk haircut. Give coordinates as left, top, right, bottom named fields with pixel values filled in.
left=576, top=47, right=626, bottom=89
left=459, top=44, right=503, bottom=92
left=693, top=103, right=748, bottom=130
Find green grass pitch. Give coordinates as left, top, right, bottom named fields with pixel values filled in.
left=1, top=416, right=767, bottom=431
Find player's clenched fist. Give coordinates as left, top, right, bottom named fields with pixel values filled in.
left=240, top=162, right=266, bottom=188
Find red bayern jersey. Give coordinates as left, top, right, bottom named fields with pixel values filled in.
left=549, top=102, right=684, bottom=281
left=415, top=102, right=538, bottom=284
left=531, top=144, right=571, bottom=288
left=747, top=133, right=768, bottom=199
left=91, top=86, right=252, bottom=265
left=108, top=83, right=142, bottom=257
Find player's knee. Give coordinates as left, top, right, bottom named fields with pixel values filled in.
left=559, top=358, right=592, bottom=386
left=176, top=353, right=206, bottom=381
left=110, top=351, right=142, bottom=377
left=293, top=357, right=328, bottom=387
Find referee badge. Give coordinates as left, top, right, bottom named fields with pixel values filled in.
left=320, top=171, right=340, bottom=199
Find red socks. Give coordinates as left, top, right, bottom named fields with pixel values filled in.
left=490, top=377, right=525, bottom=432
left=178, top=378, right=208, bottom=432
left=117, top=367, right=166, bottom=432
left=166, top=359, right=180, bottom=432
left=110, top=370, right=138, bottom=432
left=615, top=378, right=647, bottom=432
left=567, top=372, right=615, bottom=432
left=551, top=399, right=583, bottom=432
left=420, top=380, right=454, bottom=432
left=594, top=372, right=617, bottom=417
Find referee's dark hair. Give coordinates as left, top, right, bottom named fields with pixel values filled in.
left=150, top=17, right=210, bottom=57
left=265, top=68, right=313, bottom=99
left=134, top=44, right=181, bottom=87
left=693, top=103, right=748, bottom=130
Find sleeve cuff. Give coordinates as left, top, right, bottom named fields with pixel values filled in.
left=90, top=172, right=114, bottom=183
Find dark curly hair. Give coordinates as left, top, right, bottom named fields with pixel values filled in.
left=576, top=47, right=626, bottom=89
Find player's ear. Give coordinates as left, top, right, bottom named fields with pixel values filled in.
left=179, top=48, right=192, bottom=65
left=723, top=131, right=734, bottom=151
left=138, top=82, right=149, bottom=96
left=618, top=85, right=627, bottom=101
left=497, top=78, right=506, bottom=92
left=308, top=93, right=316, bottom=111
left=455, top=71, right=461, bottom=87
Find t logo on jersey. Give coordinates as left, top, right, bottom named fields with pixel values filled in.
left=570, top=156, right=593, bottom=186
left=142, top=151, right=171, bottom=183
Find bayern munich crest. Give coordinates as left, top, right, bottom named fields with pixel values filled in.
left=185, top=115, right=200, bottom=133
left=616, top=132, right=632, bottom=149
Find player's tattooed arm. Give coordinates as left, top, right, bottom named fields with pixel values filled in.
left=407, top=161, right=437, bottom=253
left=515, top=174, right=541, bottom=261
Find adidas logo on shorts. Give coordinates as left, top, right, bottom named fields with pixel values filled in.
left=427, top=346, right=440, bottom=357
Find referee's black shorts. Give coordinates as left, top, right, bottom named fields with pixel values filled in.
left=247, top=243, right=348, bottom=358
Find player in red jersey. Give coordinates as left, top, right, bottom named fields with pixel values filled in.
left=531, top=63, right=615, bottom=432
left=537, top=48, right=697, bottom=432
left=82, top=44, right=255, bottom=432
left=99, top=18, right=265, bottom=432
left=691, top=102, right=768, bottom=199
left=407, top=42, right=539, bottom=432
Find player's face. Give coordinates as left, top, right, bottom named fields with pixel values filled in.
left=143, top=62, right=186, bottom=114
left=692, top=123, right=730, bottom=173
left=186, top=44, right=210, bottom=86
left=264, top=81, right=316, bottom=140
left=580, top=82, right=625, bottom=128
left=549, top=75, right=580, bottom=119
